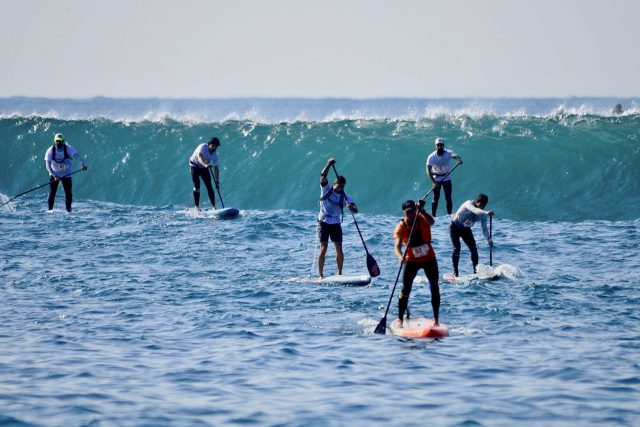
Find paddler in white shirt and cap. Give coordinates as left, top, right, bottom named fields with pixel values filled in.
left=44, top=133, right=87, bottom=212
left=189, top=137, right=221, bottom=210
left=426, top=137, right=463, bottom=217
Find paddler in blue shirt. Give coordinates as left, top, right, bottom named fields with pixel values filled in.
left=189, top=137, right=220, bottom=210
left=450, top=193, right=494, bottom=277
left=44, top=133, right=87, bottom=212
left=317, top=158, right=357, bottom=278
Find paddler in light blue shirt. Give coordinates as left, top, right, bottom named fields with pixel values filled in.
left=189, top=137, right=220, bottom=210
left=44, top=133, right=87, bottom=212
left=449, top=193, right=494, bottom=277
left=317, top=158, right=357, bottom=278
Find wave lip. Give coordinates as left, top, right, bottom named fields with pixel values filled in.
left=1, top=97, right=638, bottom=124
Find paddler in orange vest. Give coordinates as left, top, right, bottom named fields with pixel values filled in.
left=393, top=199, right=440, bottom=327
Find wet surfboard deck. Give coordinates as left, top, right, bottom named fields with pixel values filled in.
left=317, top=274, right=371, bottom=286
left=388, top=317, right=449, bottom=338
left=181, top=207, right=240, bottom=219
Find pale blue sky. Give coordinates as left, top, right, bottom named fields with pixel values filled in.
left=2, top=0, right=639, bottom=98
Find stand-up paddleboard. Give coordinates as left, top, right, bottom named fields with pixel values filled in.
left=388, top=317, right=449, bottom=338
left=442, top=272, right=499, bottom=284
left=181, top=207, right=240, bottom=220
left=208, top=207, right=239, bottom=219
left=46, top=209, right=71, bottom=215
left=319, top=274, right=371, bottom=286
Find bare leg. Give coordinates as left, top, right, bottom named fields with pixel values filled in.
left=334, top=242, right=343, bottom=275
left=318, top=241, right=329, bottom=278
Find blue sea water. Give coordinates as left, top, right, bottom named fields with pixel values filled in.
left=1, top=97, right=639, bottom=426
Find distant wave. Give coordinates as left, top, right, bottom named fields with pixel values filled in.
left=0, top=97, right=638, bottom=124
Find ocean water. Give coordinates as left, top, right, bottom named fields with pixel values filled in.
left=1, top=98, right=639, bottom=426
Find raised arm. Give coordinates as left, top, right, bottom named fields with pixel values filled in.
left=320, top=158, right=335, bottom=185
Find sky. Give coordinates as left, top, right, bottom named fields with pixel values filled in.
left=2, top=0, right=639, bottom=99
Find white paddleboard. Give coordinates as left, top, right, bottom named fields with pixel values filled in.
left=318, top=274, right=372, bottom=286
left=388, top=316, right=449, bottom=338
left=46, top=209, right=70, bottom=215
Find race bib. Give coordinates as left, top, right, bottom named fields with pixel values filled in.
left=411, top=244, right=430, bottom=258
left=57, top=163, right=67, bottom=171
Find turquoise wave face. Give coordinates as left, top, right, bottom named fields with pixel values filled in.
left=2, top=114, right=639, bottom=221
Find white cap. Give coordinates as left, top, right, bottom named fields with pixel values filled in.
left=435, top=138, right=445, bottom=146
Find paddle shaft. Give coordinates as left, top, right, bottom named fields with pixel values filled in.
left=1, top=169, right=84, bottom=207
left=420, top=162, right=461, bottom=203
left=489, top=215, right=493, bottom=266
left=209, top=167, right=225, bottom=208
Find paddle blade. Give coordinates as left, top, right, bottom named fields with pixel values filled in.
left=374, top=316, right=387, bottom=334
left=366, top=254, right=380, bottom=277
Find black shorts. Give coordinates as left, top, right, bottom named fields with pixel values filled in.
left=317, top=221, right=343, bottom=243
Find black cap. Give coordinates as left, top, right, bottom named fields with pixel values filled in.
left=401, top=200, right=416, bottom=212
left=208, top=137, right=220, bottom=146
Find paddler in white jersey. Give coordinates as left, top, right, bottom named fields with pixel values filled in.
left=426, top=137, right=463, bottom=217
left=317, top=158, right=358, bottom=278
left=449, top=193, right=494, bottom=277
left=189, top=137, right=220, bottom=210
left=44, top=133, right=87, bottom=212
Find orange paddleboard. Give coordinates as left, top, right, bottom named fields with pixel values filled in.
left=388, top=316, right=449, bottom=338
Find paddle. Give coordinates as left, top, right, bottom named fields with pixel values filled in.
left=420, top=162, right=461, bottom=203
left=209, top=167, right=225, bottom=209
left=1, top=169, right=84, bottom=208
left=374, top=162, right=461, bottom=334
left=489, top=215, right=493, bottom=267
left=330, top=164, right=380, bottom=277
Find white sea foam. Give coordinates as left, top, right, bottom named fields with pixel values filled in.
left=1, top=97, right=637, bottom=124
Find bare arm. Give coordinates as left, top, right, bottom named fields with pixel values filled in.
left=420, top=211, right=435, bottom=226
left=394, top=236, right=405, bottom=263
left=197, top=153, right=211, bottom=168
left=417, top=200, right=435, bottom=225
left=320, top=158, right=335, bottom=185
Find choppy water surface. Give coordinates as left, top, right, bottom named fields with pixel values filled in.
left=1, top=198, right=639, bottom=426
left=2, top=97, right=639, bottom=425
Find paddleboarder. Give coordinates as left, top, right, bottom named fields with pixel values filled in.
left=426, top=137, right=463, bottom=217
left=317, top=158, right=357, bottom=278
left=189, top=137, right=220, bottom=210
left=394, top=199, right=440, bottom=327
left=44, top=133, right=87, bottom=213
left=450, top=193, right=494, bottom=277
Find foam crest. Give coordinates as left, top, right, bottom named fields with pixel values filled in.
left=1, top=97, right=638, bottom=124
